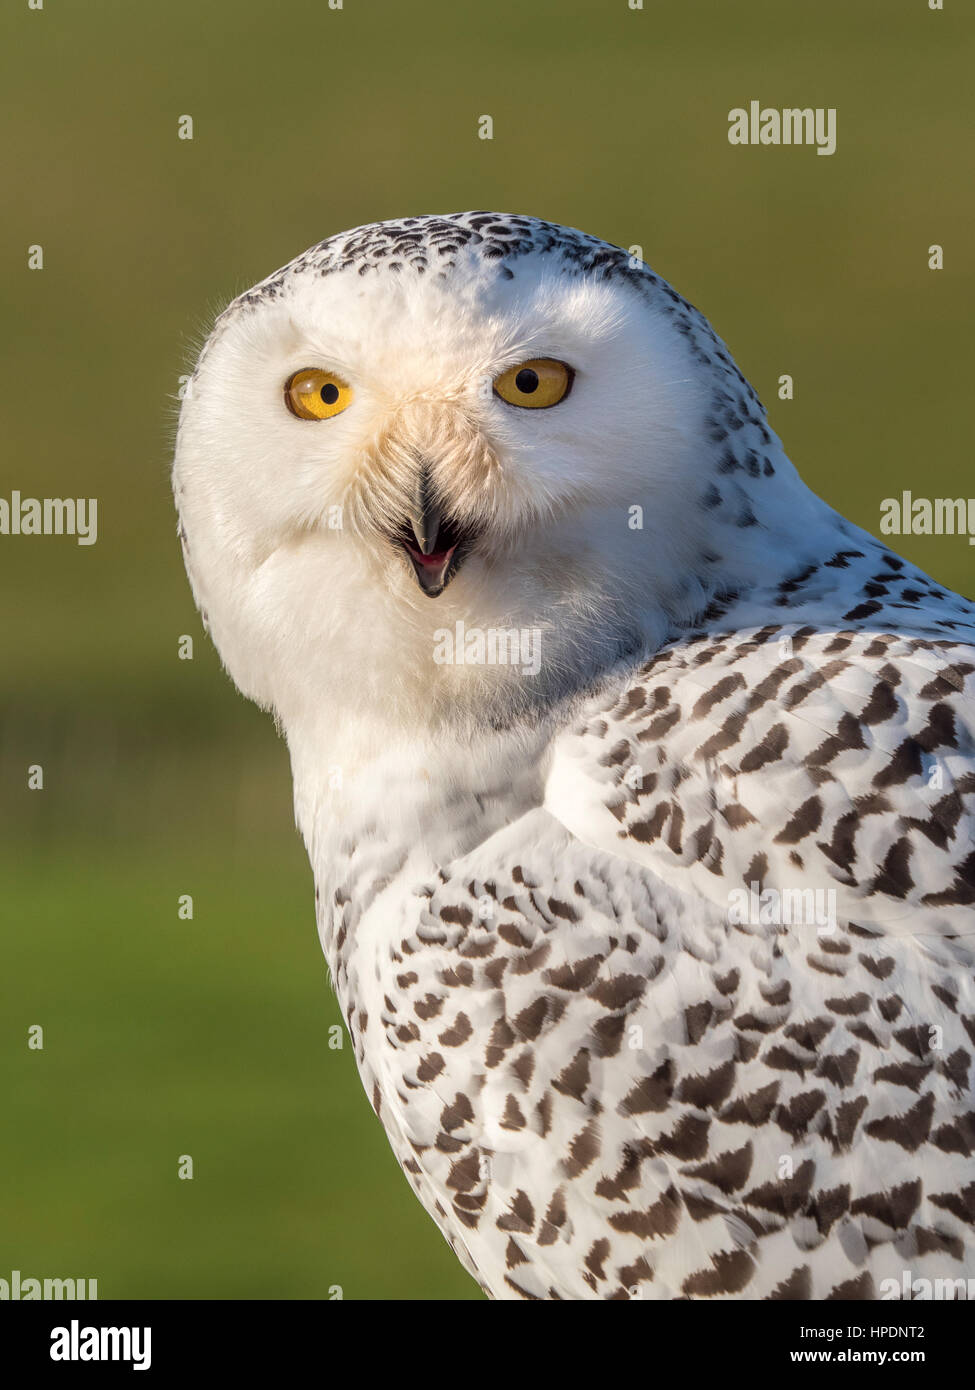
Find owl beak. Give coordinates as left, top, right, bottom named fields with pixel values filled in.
left=396, top=467, right=472, bottom=597
left=408, top=480, right=443, bottom=557
left=406, top=500, right=442, bottom=553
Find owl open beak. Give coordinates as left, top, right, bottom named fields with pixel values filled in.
left=396, top=467, right=475, bottom=596
left=397, top=510, right=472, bottom=596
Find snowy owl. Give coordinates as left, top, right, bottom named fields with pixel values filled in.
left=173, top=212, right=975, bottom=1300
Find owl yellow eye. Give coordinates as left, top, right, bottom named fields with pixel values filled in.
left=284, top=368, right=353, bottom=420
left=493, top=358, right=573, bottom=409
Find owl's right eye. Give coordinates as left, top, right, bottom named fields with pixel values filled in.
left=284, top=368, right=354, bottom=420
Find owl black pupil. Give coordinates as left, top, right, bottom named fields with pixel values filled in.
left=320, top=382, right=340, bottom=405
left=515, top=368, right=539, bottom=394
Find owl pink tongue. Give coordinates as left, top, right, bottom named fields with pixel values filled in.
left=400, top=507, right=469, bottom=595
left=406, top=542, right=456, bottom=568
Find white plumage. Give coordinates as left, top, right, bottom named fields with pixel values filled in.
left=173, top=213, right=975, bottom=1299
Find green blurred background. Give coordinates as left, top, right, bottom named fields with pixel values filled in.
left=1, top=0, right=971, bottom=1299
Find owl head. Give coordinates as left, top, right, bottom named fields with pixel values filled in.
left=173, top=213, right=807, bottom=734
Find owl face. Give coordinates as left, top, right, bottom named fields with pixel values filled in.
left=173, top=215, right=786, bottom=722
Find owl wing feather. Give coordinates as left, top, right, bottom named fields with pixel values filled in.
left=357, top=610, right=975, bottom=1299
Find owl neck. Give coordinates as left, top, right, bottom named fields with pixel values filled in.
left=287, top=705, right=560, bottom=878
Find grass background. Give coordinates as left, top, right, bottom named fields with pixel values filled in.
left=1, top=0, right=971, bottom=1298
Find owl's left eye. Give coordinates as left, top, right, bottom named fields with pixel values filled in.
left=284, top=368, right=353, bottom=420
left=493, top=358, right=573, bottom=409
